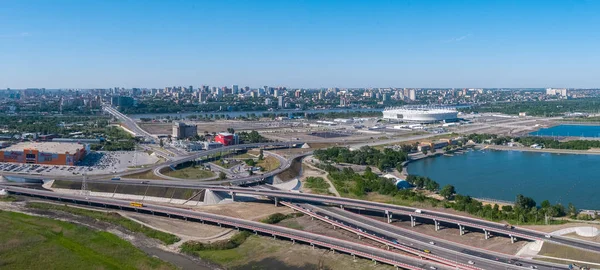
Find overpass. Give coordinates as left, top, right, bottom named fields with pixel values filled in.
left=289, top=203, right=567, bottom=270
left=17, top=177, right=600, bottom=254
left=3, top=185, right=451, bottom=270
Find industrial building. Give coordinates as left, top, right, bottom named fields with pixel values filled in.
left=383, top=106, right=458, bottom=123
left=172, top=122, right=197, bottom=139
left=0, top=142, right=88, bottom=165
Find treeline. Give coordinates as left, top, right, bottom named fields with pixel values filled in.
left=462, top=98, right=600, bottom=116
left=314, top=146, right=408, bottom=171
left=0, top=115, right=111, bottom=135
left=448, top=194, right=572, bottom=224
left=469, top=133, right=600, bottom=150
left=516, top=136, right=600, bottom=150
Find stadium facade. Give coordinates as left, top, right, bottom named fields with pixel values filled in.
left=382, top=106, right=458, bottom=123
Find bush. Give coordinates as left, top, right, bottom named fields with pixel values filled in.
left=180, top=231, right=252, bottom=253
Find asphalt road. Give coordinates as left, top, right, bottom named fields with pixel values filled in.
left=308, top=205, right=567, bottom=270
left=3, top=185, right=450, bottom=270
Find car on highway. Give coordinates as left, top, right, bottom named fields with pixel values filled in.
left=429, top=241, right=435, bottom=245
left=468, top=260, right=475, bottom=265
left=429, top=267, right=437, bottom=270
left=423, top=249, right=431, bottom=253
left=545, top=234, right=551, bottom=238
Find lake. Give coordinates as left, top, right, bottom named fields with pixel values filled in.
left=530, top=124, right=600, bottom=138
left=407, top=149, right=600, bottom=209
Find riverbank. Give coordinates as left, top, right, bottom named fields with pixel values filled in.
left=482, top=144, right=600, bottom=155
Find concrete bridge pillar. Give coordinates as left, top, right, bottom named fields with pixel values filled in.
left=459, top=224, right=465, bottom=235
left=340, top=205, right=344, bottom=210
left=409, top=215, right=416, bottom=227
left=274, top=197, right=279, bottom=206
left=434, top=219, right=441, bottom=231
left=483, top=229, right=490, bottom=240
left=510, top=235, right=516, bottom=244
left=387, top=213, right=393, bottom=223
left=230, top=192, right=236, bottom=202
left=292, top=239, right=295, bottom=245
left=352, top=254, right=356, bottom=262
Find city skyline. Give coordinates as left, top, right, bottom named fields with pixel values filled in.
left=2, top=0, right=600, bottom=88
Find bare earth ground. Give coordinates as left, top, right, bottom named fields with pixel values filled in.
left=193, top=201, right=296, bottom=221
left=124, top=212, right=230, bottom=240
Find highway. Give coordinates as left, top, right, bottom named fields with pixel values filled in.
left=12, top=176, right=600, bottom=255
left=3, top=185, right=452, bottom=270
left=298, top=203, right=567, bottom=270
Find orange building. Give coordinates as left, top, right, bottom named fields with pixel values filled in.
left=0, top=142, right=88, bottom=165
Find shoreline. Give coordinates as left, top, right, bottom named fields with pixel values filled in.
left=482, top=144, right=600, bottom=155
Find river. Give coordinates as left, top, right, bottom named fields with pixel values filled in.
left=407, top=149, right=600, bottom=209
left=530, top=124, right=600, bottom=138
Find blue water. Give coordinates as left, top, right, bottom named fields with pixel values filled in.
left=530, top=124, right=600, bottom=138
left=407, top=149, right=600, bottom=209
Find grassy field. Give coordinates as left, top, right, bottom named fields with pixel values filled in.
left=537, top=242, right=600, bottom=264
left=0, top=211, right=175, bottom=270
left=27, top=202, right=180, bottom=245
left=183, top=234, right=394, bottom=270
left=162, top=165, right=215, bottom=179
left=304, top=176, right=332, bottom=195
left=256, top=156, right=281, bottom=172
left=0, top=195, right=18, bottom=202
left=124, top=170, right=167, bottom=180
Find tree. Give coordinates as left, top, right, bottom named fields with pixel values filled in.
left=568, top=203, right=577, bottom=217
left=422, top=149, right=428, bottom=155
left=258, top=149, right=264, bottom=160
left=439, top=185, right=456, bottom=200
left=227, top=128, right=235, bottom=134
left=159, top=139, right=164, bottom=148
left=515, top=194, right=536, bottom=210
left=218, top=172, right=227, bottom=180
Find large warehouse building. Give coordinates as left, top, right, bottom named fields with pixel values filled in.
left=0, top=142, right=88, bottom=165
left=382, top=106, right=458, bottom=123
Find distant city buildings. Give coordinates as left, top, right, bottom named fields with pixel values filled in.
left=546, top=88, right=568, bottom=97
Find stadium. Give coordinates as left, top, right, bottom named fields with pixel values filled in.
left=382, top=106, right=458, bottom=123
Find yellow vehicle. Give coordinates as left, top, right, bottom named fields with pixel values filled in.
left=130, top=202, right=143, bottom=207
left=424, top=249, right=431, bottom=253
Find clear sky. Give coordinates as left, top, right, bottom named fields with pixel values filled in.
left=1, top=0, right=599, bottom=89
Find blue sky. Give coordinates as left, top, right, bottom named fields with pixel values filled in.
left=1, top=0, right=599, bottom=89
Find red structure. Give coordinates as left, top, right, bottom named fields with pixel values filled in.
left=214, top=132, right=235, bottom=146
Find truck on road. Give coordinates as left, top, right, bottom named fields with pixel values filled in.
left=414, top=209, right=422, bottom=213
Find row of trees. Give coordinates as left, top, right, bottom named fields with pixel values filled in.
left=470, top=132, right=600, bottom=150
left=448, top=193, right=571, bottom=224
left=314, top=146, right=408, bottom=172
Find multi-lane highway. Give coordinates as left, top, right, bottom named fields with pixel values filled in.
left=3, top=185, right=452, bottom=270
left=295, top=203, right=566, bottom=270
left=10, top=176, right=599, bottom=256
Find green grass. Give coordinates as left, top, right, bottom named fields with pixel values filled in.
left=163, top=165, right=215, bottom=179
left=537, top=242, right=600, bottom=264
left=182, top=234, right=277, bottom=266
left=260, top=212, right=304, bottom=224
left=26, top=202, right=180, bottom=245
left=0, top=210, right=175, bottom=270
left=256, top=156, right=280, bottom=172
left=304, top=176, right=332, bottom=195
left=0, top=195, right=18, bottom=202
left=123, top=170, right=167, bottom=180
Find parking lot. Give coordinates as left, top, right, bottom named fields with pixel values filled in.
left=0, top=151, right=159, bottom=176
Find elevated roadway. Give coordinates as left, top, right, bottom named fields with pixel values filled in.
left=10, top=177, right=600, bottom=254
left=3, top=185, right=450, bottom=270
left=296, top=203, right=567, bottom=270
